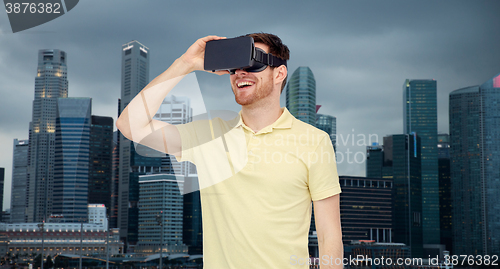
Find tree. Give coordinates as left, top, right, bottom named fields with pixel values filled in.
left=44, top=255, right=54, bottom=268
left=33, top=254, right=42, bottom=268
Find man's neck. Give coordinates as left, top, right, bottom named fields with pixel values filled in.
left=241, top=103, right=283, bottom=133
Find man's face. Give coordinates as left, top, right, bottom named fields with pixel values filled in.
left=230, top=42, right=275, bottom=106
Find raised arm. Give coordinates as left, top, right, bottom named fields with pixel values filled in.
left=116, top=35, right=229, bottom=156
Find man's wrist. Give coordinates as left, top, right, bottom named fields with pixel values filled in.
left=175, top=55, right=196, bottom=75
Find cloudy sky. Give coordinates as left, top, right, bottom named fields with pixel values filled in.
left=1, top=0, right=499, bottom=210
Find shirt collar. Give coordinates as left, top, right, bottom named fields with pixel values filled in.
left=235, top=107, right=293, bottom=134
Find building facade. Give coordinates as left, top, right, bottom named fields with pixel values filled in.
left=52, top=98, right=92, bottom=222
left=89, top=116, right=114, bottom=216
left=118, top=40, right=150, bottom=248
left=183, top=189, right=202, bottom=255
left=27, top=49, right=68, bottom=223
left=339, top=176, right=393, bottom=244
left=403, top=79, right=440, bottom=247
left=10, top=139, right=29, bottom=223
left=437, top=134, right=452, bottom=252
left=365, top=135, right=423, bottom=257
left=136, top=174, right=187, bottom=254
left=449, top=73, right=500, bottom=255
left=0, top=205, right=122, bottom=261
left=286, top=66, right=316, bottom=126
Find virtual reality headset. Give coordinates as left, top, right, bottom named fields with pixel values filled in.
left=204, top=36, right=287, bottom=74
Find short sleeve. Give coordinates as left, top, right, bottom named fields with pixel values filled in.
left=308, top=135, right=342, bottom=201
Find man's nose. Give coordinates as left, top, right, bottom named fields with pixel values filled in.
left=233, top=69, right=248, bottom=75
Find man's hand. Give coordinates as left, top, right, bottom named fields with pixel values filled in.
left=116, top=35, right=230, bottom=158
left=179, top=35, right=230, bottom=75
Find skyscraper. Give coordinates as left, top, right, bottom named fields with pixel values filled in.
left=437, top=134, right=452, bottom=252
left=387, top=134, right=423, bottom=258
left=118, top=40, right=150, bottom=248
left=366, top=144, right=384, bottom=178
left=183, top=189, right=202, bottom=255
left=10, top=139, right=29, bottom=223
left=137, top=174, right=187, bottom=254
left=27, top=49, right=68, bottom=222
left=110, top=100, right=121, bottom=229
left=449, top=73, right=500, bottom=255
left=286, top=67, right=316, bottom=125
left=403, top=79, right=439, bottom=247
left=365, top=135, right=423, bottom=257
left=52, top=97, right=91, bottom=222
left=89, top=116, right=114, bottom=216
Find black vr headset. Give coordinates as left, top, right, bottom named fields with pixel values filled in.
left=204, top=36, right=287, bottom=75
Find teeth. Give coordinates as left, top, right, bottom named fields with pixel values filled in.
left=237, top=81, right=254, bottom=88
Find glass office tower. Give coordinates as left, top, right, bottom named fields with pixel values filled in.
left=437, top=134, right=452, bottom=252
left=137, top=174, right=187, bottom=254
left=118, top=40, right=150, bottom=248
left=365, top=135, right=423, bottom=257
left=53, top=98, right=91, bottom=222
left=286, top=67, right=316, bottom=125
left=389, top=134, right=423, bottom=258
left=27, top=49, right=68, bottom=222
left=89, top=116, right=114, bottom=216
left=449, top=73, right=500, bottom=255
left=403, top=79, right=439, bottom=247
left=10, top=139, right=29, bottom=223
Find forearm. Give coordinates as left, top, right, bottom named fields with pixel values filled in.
left=318, top=236, right=343, bottom=269
left=116, top=57, right=191, bottom=141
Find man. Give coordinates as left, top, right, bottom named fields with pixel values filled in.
left=117, top=33, right=342, bottom=268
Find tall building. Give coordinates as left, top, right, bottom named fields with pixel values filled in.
left=89, top=116, right=114, bottom=216
left=118, top=40, right=150, bottom=248
left=52, top=98, right=91, bottom=222
left=315, top=113, right=336, bottom=151
left=286, top=67, right=316, bottom=125
left=403, top=79, right=440, bottom=248
left=365, top=135, right=423, bottom=257
left=110, top=100, right=121, bottom=229
left=10, top=139, right=29, bottom=223
left=366, top=144, right=382, bottom=178
left=183, top=190, right=202, bottom=255
left=437, top=134, right=452, bottom=252
left=339, top=176, right=393, bottom=244
left=136, top=174, right=187, bottom=254
left=26, top=49, right=68, bottom=222
left=154, top=95, right=195, bottom=176
left=449, top=73, right=500, bottom=255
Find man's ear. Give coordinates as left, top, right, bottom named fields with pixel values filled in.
left=274, top=65, right=287, bottom=85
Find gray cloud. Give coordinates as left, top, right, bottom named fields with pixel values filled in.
left=1, top=0, right=500, bottom=209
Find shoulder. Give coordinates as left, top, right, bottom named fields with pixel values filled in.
left=289, top=117, right=330, bottom=145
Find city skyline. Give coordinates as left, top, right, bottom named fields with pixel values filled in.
left=1, top=1, right=500, bottom=209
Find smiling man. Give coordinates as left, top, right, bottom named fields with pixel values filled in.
left=116, top=33, right=343, bottom=269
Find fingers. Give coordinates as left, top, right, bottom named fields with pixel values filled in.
left=199, top=35, right=226, bottom=42
left=213, top=70, right=230, bottom=76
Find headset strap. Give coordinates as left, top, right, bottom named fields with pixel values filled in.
left=254, top=49, right=287, bottom=68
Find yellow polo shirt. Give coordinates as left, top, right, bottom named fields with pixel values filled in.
left=175, top=107, right=341, bottom=268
